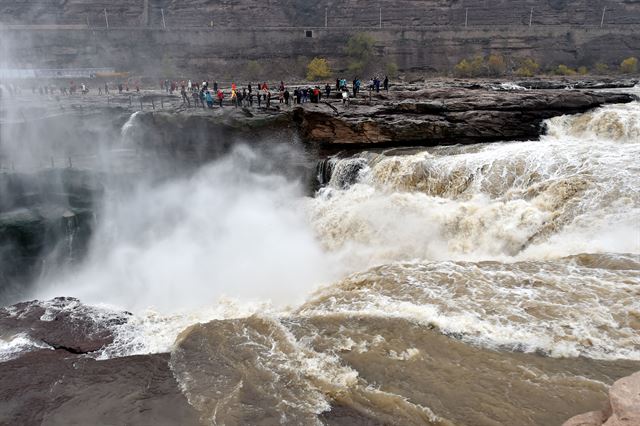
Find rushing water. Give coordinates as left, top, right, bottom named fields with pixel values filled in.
left=2, top=97, right=640, bottom=425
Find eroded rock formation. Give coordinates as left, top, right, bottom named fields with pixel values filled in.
left=563, top=371, right=640, bottom=426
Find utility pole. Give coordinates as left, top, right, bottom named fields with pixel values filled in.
left=600, top=6, right=606, bottom=27
left=529, top=8, right=533, bottom=27
left=104, top=9, right=109, bottom=29
left=161, top=8, right=166, bottom=29
left=325, top=7, right=328, bottom=28
left=465, top=8, right=468, bottom=27
left=379, top=7, right=382, bottom=28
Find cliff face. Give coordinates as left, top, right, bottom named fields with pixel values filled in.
left=1, top=26, right=639, bottom=78
left=1, top=1, right=639, bottom=76
left=1, top=0, right=639, bottom=27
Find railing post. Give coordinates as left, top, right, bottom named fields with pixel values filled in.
left=379, top=7, right=382, bottom=28
left=529, top=8, right=533, bottom=27
left=325, top=7, right=328, bottom=28
left=104, top=9, right=109, bottom=29
left=161, top=8, right=166, bottom=30
left=600, top=6, right=606, bottom=27
left=465, top=8, right=468, bottom=27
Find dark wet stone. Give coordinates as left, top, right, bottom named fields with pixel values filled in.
left=0, top=298, right=130, bottom=354
left=0, top=350, right=201, bottom=426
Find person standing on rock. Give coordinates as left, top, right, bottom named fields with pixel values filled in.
left=383, top=75, right=389, bottom=91
left=104, top=83, right=109, bottom=95
left=205, top=90, right=214, bottom=108
left=342, top=88, right=350, bottom=107
left=217, top=89, right=224, bottom=108
left=192, top=90, right=200, bottom=108
left=284, top=89, right=290, bottom=106
left=325, top=83, right=331, bottom=99
left=266, top=91, right=271, bottom=108
left=181, top=86, right=190, bottom=106
left=248, top=82, right=252, bottom=95
left=231, top=88, right=238, bottom=108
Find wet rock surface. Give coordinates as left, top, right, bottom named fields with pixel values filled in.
left=0, top=298, right=199, bottom=426
left=89, top=82, right=637, bottom=149
left=0, top=169, right=105, bottom=303
left=563, top=371, right=640, bottom=426
left=0, top=297, right=129, bottom=354
left=293, top=87, right=636, bottom=145
left=0, top=350, right=200, bottom=426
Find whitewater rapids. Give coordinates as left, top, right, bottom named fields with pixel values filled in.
left=3, top=97, right=639, bottom=425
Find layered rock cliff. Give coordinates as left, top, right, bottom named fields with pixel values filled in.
left=1, top=1, right=639, bottom=76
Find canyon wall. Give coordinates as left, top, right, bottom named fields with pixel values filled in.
left=1, top=0, right=639, bottom=76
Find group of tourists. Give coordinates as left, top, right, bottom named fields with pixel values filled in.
left=0, top=75, right=391, bottom=110
left=171, top=74, right=390, bottom=109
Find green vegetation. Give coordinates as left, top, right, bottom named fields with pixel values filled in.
left=554, top=64, right=577, bottom=76
left=453, top=56, right=484, bottom=77
left=385, top=61, right=399, bottom=78
left=595, top=63, right=609, bottom=74
left=306, top=57, right=332, bottom=81
left=514, top=58, right=540, bottom=77
left=577, top=66, right=589, bottom=75
left=454, top=54, right=508, bottom=77
left=345, top=33, right=376, bottom=76
left=620, top=57, right=638, bottom=74
left=486, top=54, right=507, bottom=76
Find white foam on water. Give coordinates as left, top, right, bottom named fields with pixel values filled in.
left=0, top=334, right=53, bottom=362
left=298, top=256, right=640, bottom=360
left=309, top=101, right=640, bottom=269
left=97, top=297, right=273, bottom=358
left=24, top=100, right=640, bottom=363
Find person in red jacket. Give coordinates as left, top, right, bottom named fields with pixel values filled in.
left=217, top=89, right=225, bottom=107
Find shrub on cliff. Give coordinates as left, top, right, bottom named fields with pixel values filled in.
left=345, top=33, right=376, bottom=76
left=595, top=62, right=609, bottom=74
left=514, top=58, right=540, bottom=77
left=578, top=66, right=589, bottom=75
left=554, top=64, right=577, bottom=76
left=385, top=61, right=399, bottom=78
left=306, top=57, right=332, bottom=81
left=487, top=54, right=507, bottom=76
left=454, top=56, right=484, bottom=77
left=620, top=57, right=638, bottom=74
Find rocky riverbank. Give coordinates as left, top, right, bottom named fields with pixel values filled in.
left=2, top=78, right=637, bottom=152
left=563, top=371, right=640, bottom=426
